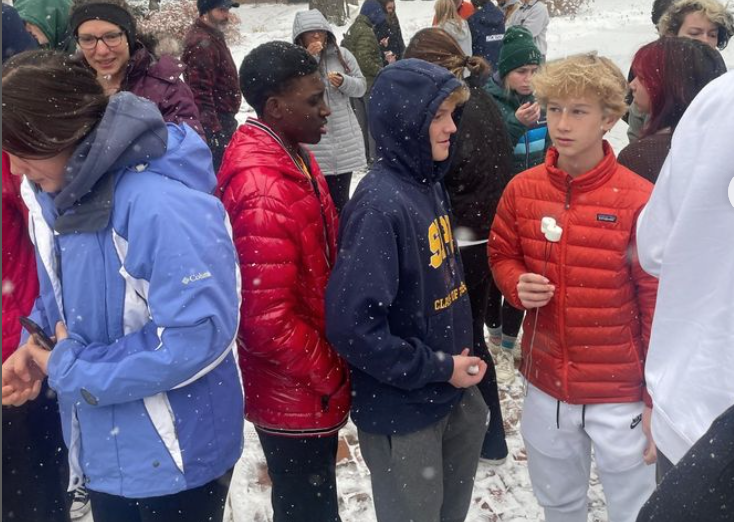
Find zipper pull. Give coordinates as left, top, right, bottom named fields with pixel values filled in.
left=321, top=395, right=330, bottom=412
left=565, top=182, right=572, bottom=210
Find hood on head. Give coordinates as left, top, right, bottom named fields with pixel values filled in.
left=292, top=9, right=335, bottom=43
left=368, top=58, right=464, bottom=184
left=14, top=0, right=72, bottom=48
left=360, top=0, right=387, bottom=27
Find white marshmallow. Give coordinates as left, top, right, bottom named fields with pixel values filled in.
left=545, top=224, right=563, bottom=243
left=541, top=217, right=556, bottom=234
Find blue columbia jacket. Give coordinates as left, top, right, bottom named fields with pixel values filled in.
left=21, top=93, right=244, bottom=498
left=326, top=59, right=473, bottom=435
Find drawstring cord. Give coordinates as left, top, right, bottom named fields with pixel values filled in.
left=524, top=240, right=551, bottom=397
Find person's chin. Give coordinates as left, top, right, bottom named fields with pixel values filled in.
left=302, top=132, right=323, bottom=145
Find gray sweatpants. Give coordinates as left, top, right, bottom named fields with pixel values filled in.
left=358, top=386, right=489, bottom=522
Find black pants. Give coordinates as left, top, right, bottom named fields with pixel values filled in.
left=257, top=429, right=342, bottom=522
left=487, top=275, right=524, bottom=337
left=459, top=243, right=507, bottom=452
left=87, top=469, right=233, bottom=522
left=351, top=96, right=375, bottom=163
left=637, top=405, right=734, bottom=522
left=2, top=381, right=71, bottom=522
left=206, top=113, right=238, bottom=174
left=324, top=172, right=353, bottom=216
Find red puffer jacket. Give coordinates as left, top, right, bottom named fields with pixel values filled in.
left=2, top=153, right=39, bottom=362
left=217, top=118, right=350, bottom=434
left=489, top=143, right=658, bottom=405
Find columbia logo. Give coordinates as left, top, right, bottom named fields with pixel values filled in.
left=182, top=271, right=212, bottom=285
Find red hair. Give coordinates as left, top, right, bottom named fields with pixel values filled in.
left=631, top=37, right=726, bottom=136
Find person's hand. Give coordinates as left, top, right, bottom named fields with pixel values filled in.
left=26, top=322, right=66, bottom=375
left=449, top=348, right=487, bottom=388
left=515, top=102, right=541, bottom=127
left=328, top=72, right=344, bottom=88
left=517, top=273, right=555, bottom=309
left=307, top=41, right=324, bottom=56
left=642, top=405, right=657, bottom=465
left=2, top=345, right=44, bottom=406
left=385, top=51, right=396, bottom=64
left=379, top=37, right=389, bottom=47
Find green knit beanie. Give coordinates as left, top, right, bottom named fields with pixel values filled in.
left=498, top=26, right=541, bottom=77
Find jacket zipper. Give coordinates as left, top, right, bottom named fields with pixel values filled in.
left=559, top=180, right=571, bottom=399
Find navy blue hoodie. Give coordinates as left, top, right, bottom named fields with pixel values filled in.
left=2, top=4, right=38, bottom=63
left=468, top=3, right=505, bottom=70
left=326, top=59, right=473, bottom=435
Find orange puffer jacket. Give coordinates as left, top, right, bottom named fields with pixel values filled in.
left=217, top=118, right=350, bottom=435
left=489, top=143, right=657, bottom=405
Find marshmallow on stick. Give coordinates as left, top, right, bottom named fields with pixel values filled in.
left=540, top=216, right=563, bottom=242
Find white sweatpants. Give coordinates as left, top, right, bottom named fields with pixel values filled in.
left=521, top=384, right=656, bottom=522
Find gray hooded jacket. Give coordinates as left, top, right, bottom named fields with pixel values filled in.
left=293, top=10, right=367, bottom=175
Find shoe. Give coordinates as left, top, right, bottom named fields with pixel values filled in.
left=69, top=484, right=91, bottom=520
left=479, top=432, right=509, bottom=465
left=486, top=327, right=502, bottom=356
left=512, top=332, right=523, bottom=361
left=494, top=349, right=516, bottom=386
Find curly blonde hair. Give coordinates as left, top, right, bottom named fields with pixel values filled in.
left=658, top=0, right=734, bottom=49
left=532, top=53, right=628, bottom=119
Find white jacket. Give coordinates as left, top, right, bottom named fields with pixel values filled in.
left=637, top=70, right=734, bottom=465
left=293, top=10, right=367, bottom=175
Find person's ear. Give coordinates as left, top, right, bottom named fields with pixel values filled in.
left=600, top=112, right=619, bottom=134
left=264, top=96, right=283, bottom=121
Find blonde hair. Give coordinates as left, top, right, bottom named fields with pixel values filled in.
left=532, top=53, right=628, bottom=119
left=435, top=0, right=463, bottom=31
left=658, top=0, right=734, bottom=49
left=503, top=3, right=519, bottom=22
left=445, top=84, right=471, bottom=107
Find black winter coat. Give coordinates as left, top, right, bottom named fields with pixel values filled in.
left=636, top=404, right=734, bottom=522
left=446, top=84, right=513, bottom=240
left=375, top=16, right=405, bottom=61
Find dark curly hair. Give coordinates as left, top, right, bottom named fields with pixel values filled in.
left=239, top=41, right=319, bottom=117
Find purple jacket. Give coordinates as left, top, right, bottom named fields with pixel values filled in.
left=123, top=46, right=204, bottom=137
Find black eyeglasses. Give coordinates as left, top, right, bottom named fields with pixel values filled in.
left=76, top=31, right=125, bottom=50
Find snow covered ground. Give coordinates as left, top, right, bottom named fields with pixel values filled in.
left=75, top=1, right=732, bottom=521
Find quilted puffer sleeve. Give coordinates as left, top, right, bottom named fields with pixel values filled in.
left=488, top=179, right=527, bottom=310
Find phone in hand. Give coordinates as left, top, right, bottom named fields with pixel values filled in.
left=19, top=317, right=55, bottom=351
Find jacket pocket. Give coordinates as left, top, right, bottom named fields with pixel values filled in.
left=143, top=392, right=184, bottom=474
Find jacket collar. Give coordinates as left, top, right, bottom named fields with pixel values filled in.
left=243, top=118, right=312, bottom=181
left=545, top=141, right=618, bottom=194
left=194, top=17, right=226, bottom=41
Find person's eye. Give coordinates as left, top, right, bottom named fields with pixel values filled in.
left=548, top=107, right=560, bottom=113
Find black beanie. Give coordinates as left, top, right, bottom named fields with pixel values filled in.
left=498, top=26, right=541, bottom=77
left=197, top=0, right=240, bottom=16
left=70, top=3, right=137, bottom=49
